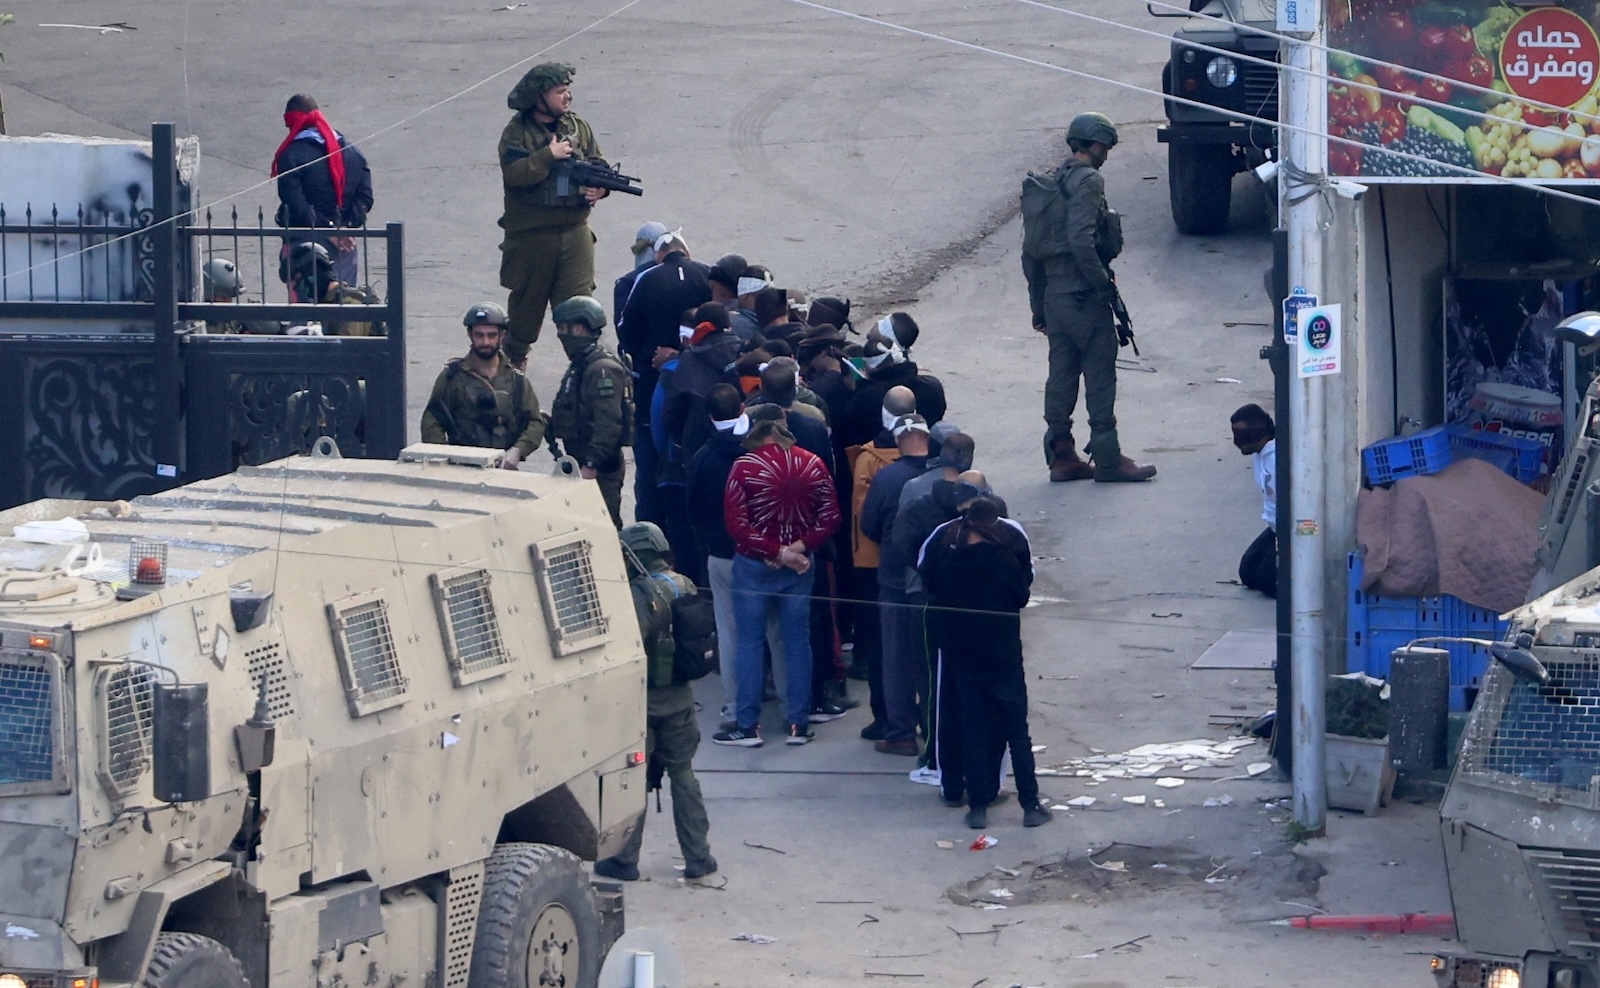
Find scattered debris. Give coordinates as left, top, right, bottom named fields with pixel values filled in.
left=1122, top=795, right=1146, bottom=806
left=1031, top=744, right=1047, bottom=753
left=1155, top=777, right=1185, bottom=788
left=978, top=902, right=1008, bottom=911
left=1089, top=856, right=1128, bottom=872
left=1151, top=612, right=1184, bottom=618
left=992, top=865, right=1021, bottom=878
left=988, top=888, right=1015, bottom=899
left=1202, top=795, right=1235, bottom=808
left=743, top=840, right=787, bottom=854
left=1151, top=692, right=1167, bottom=698
left=859, top=914, right=881, bottom=927
left=731, top=932, right=776, bottom=944
left=1215, top=377, right=1242, bottom=384
left=1065, top=796, right=1097, bottom=808
left=1248, top=762, right=1273, bottom=777
left=1041, top=737, right=1263, bottom=781
left=491, top=2, right=527, bottom=8
left=970, top=835, right=998, bottom=851
left=40, top=22, right=126, bottom=32
left=1153, top=799, right=1166, bottom=808
left=935, top=840, right=956, bottom=850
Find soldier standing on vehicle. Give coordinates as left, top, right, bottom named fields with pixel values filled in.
left=419, top=301, right=545, bottom=469
left=1022, top=111, right=1156, bottom=484
left=594, top=522, right=718, bottom=883
left=497, top=62, right=609, bottom=365
left=550, top=295, right=633, bottom=528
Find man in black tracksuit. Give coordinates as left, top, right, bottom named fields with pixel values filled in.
left=918, top=497, right=1051, bottom=831
left=618, top=233, right=711, bottom=523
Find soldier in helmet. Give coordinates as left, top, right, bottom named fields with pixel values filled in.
left=549, top=295, right=633, bottom=528
left=497, top=62, right=609, bottom=366
left=419, top=302, right=545, bottom=469
left=1022, top=111, right=1157, bottom=484
left=199, top=258, right=282, bottom=334
left=594, top=522, right=717, bottom=884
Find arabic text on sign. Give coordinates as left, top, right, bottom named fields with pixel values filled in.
left=1500, top=7, right=1600, bottom=108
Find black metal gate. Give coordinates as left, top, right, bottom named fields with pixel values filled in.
left=0, top=123, right=406, bottom=509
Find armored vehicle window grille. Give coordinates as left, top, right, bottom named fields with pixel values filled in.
left=443, top=862, right=484, bottom=988
left=98, top=665, right=156, bottom=795
left=431, top=568, right=511, bottom=685
left=0, top=653, right=62, bottom=791
left=531, top=538, right=610, bottom=655
left=328, top=593, right=409, bottom=717
left=245, top=642, right=296, bottom=720
left=1530, top=848, right=1600, bottom=949
left=1462, top=658, right=1600, bottom=804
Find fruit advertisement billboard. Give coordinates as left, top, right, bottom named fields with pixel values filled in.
left=1328, top=0, right=1600, bottom=180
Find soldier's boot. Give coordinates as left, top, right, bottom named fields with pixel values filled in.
left=1094, top=456, right=1158, bottom=483
left=1048, top=437, right=1095, bottom=483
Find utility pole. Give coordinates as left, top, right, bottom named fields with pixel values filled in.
left=1281, top=15, right=1328, bottom=836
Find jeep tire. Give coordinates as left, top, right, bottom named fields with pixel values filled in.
left=141, top=933, right=249, bottom=988
left=471, top=843, right=603, bottom=988
left=1168, top=143, right=1235, bottom=235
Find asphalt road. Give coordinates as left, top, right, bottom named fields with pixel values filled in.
left=3, top=1, right=1452, bottom=985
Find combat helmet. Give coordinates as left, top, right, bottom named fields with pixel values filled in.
left=462, top=301, right=510, bottom=328
left=552, top=295, right=607, bottom=332
left=1066, top=111, right=1119, bottom=148
left=202, top=257, right=244, bottom=298
left=508, top=62, right=576, bottom=112
left=620, top=522, right=671, bottom=562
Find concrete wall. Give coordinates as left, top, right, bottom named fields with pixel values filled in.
left=0, top=133, right=198, bottom=331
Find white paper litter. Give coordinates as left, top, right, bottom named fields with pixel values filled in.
left=1155, top=777, right=1185, bottom=788
left=1042, top=737, right=1262, bottom=782
left=1248, top=762, right=1273, bottom=776
left=1065, top=796, right=1098, bottom=808
left=1122, top=795, right=1147, bottom=806
left=989, top=888, right=1014, bottom=899
left=979, top=902, right=1008, bottom=911
left=1202, top=795, right=1235, bottom=808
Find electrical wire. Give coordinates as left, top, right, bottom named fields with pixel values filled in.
left=0, top=0, right=649, bottom=288
left=780, top=0, right=1600, bottom=207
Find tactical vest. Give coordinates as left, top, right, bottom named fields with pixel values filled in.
left=512, top=116, right=591, bottom=210
left=433, top=361, right=530, bottom=449
left=551, top=345, right=635, bottom=449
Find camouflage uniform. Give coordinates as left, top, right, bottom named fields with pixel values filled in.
left=550, top=339, right=633, bottom=528
left=419, top=355, right=545, bottom=457
left=497, top=74, right=603, bottom=363
left=1022, top=158, right=1124, bottom=467
left=607, top=563, right=713, bottom=874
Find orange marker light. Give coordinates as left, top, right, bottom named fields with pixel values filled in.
left=627, top=751, right=646, bottom=766
left=28, top=635, right=54, bottom=650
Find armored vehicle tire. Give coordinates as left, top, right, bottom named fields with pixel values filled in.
left=141, top=933, right=249, bottom=988
left=471, top=843, right=602, bottom=988
left=1168, top=143, right=1234, bottom=235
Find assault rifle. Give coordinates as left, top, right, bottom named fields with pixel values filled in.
left=554, top=158, right=644, bottom=197
left=1108, top=272, right=1139, bottom=356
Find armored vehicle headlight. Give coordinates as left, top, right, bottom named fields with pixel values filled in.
left=0, top=975, right=27, bottom=988
left=1205, top=56, right=1238, bottom=88
left=1484, top=968, right=1520, bottom=988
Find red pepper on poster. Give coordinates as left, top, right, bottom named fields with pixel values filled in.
left=1418, top=75, right=1453, bottom=104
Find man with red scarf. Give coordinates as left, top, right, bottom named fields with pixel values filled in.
left=272, top=94, right=374, bottom=296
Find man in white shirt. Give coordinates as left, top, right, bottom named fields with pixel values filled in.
left=1231, top=404, right=1277, bottom=597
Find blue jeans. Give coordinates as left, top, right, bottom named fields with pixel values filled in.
left=732, top=554, right=814, bottom=730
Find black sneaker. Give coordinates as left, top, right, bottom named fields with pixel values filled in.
left=684, top=856, right=719, bottom=879
left=965, top=805, right=988, bottom=830
left=712, top=726, right=762, bottom=748
left=787, top=723, right=814, bottom=746
left=1023, top=803, right=1053, bottom=828
left=593, top=857, right=639, bottom=882
left=941, top=792, right=966, bottom=808
left=809, top=702, right=847, bottom=723
left=860, top=721, right=887, bottom=741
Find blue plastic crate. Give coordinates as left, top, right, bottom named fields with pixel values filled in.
left=1346, top=553, right=1508, bottom=711
left=1445, top=424, right=1544, bottom=483
left=1362, top=426, right=1453, bottom=486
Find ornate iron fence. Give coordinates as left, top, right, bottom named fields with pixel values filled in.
left=0, top=123, right=406, bottom=509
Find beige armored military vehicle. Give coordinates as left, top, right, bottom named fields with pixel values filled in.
left=0, top=442, right=647, bottom=988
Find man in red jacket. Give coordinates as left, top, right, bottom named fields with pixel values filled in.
left=716, top=404, right=841, bottom=747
